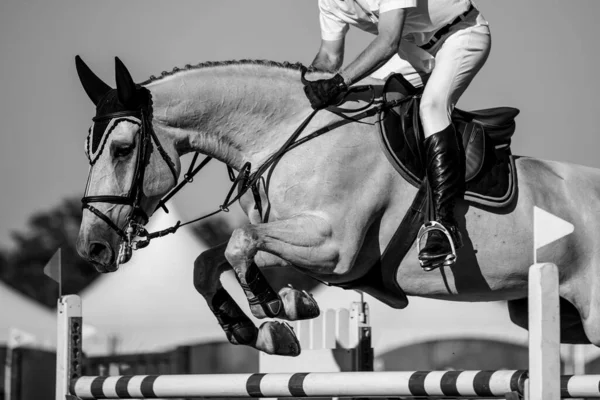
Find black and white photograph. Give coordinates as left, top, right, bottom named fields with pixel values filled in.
left=1, top=1, right=599, bottom=399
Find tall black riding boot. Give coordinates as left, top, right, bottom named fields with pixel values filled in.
left=418, top=124, right=464, bottom=270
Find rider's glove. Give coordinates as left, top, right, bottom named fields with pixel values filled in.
left=302, top=73, right=348, bottom=110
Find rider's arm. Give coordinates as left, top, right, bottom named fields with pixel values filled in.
left=340, top=8, right=407, bottom=86
left=311, top=1, right=348, bottom=73
left=311, top=38, right=345, bottom=73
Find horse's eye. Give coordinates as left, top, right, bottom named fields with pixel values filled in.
left=114, top=144, right=135, bottom=158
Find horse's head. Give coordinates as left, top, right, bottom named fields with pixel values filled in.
left=75, top=56, right=180, bottom=272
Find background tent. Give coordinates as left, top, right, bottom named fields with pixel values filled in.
left=306, top=284, right=528, bottom=355
left=308, top=284, right=600, bottom=371
left=0, top=281, right=56, bottom=349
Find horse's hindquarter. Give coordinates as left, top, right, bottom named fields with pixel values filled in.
left=510, top=157, right=598, bottom=283
left=524, top=158, right=600, bottom=318
left=396, top=156, right=600, bottom=301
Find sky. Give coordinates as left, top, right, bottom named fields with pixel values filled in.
left=0, top=1, right=599, bottom=248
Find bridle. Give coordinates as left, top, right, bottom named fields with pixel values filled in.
left=81, top=106, right=178, bottom=263
left=82, top=73, right=410, bottom=265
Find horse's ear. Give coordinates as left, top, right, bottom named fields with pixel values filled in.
left=115, top=57, right=137, bottom=108
left=75, top=55, right=111, bottom=106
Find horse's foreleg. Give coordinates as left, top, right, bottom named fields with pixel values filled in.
left=194, top=243, right=301, bottom=356
left=251, top=251, right=322, bottom=321
left=225, top=213, right=337, bottom=322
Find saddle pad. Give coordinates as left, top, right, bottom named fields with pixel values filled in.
left=377, top=72, right=518, bottom=208
left=378, top=107, right=518, bottom=209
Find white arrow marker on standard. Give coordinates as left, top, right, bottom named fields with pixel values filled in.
left=533, top=206, right=574, bottom=263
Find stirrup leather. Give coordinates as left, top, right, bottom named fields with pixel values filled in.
left=417, top=221, right=458, bottom=271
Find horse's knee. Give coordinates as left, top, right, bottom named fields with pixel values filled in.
left=225, top=226, right=259, bottom=264
left=193, top=247, right=226, bottom=294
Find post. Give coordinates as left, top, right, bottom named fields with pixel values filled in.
left=349, top=300, right=372, bottom=371
left=56, top=295, right=83, bottom=400
left=527, top=263, right=560, bottom=400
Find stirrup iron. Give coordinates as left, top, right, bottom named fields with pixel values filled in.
left=417, top=221, right=458, bottom=271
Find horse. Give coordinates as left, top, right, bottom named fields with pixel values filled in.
left=75, top=56, right=600, bottom=356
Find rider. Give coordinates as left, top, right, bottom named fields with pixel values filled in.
left=303, top=0, right=491, bottom=269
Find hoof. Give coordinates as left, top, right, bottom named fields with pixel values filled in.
left=256, top=320, right=301, bottom=356
left=279, top=286, right=320, bottom=320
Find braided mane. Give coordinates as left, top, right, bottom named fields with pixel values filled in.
left=140, top=59, right=307, bottom=85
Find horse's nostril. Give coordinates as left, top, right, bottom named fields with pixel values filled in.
left=89, top=242, right=108, bottom=259
left=85, top=241, right=116, bottom=272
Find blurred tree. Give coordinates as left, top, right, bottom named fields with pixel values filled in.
left=2, top=197, right=98, bottom=308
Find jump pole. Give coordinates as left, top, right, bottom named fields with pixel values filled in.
left=56, top=295, right=82, bottom=400
left=55, top=294, right=528, bottom=399
left=57, top=262, right=600, bottom=399
left=526, top=263, right=560, bottom=400
left=69, top=370, right=527, bottom=398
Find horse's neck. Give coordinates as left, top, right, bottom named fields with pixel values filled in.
left=147, top=65, right=313, bottom=170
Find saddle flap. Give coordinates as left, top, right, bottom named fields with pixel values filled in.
left=378, top=73, right=517, bottom=207
left=462, top=122, right=486, bottom=182
left=453, top=107, right=520, bottom=146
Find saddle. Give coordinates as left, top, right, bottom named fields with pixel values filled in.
left=335, top=74, right=520, bottom=308
left=379, top=73, right=519, bottom=207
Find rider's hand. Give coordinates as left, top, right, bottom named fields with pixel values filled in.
left=302, top=73, right=348, bottom=110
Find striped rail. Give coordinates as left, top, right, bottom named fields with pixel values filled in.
left=66, top=370, right=600, bottom=399
left=70, top=370, right=528, bottom=399
left=56, top=263, right=592, bottom=399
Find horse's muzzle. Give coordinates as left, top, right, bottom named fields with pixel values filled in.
left=77, top=237, right=118, bottom=273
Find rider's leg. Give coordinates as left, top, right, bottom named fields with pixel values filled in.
left=419, top=124, right=464, bottom=265
left=370, top=41, right=431, bottom=87
left=418, top=11, right=491, bottom=268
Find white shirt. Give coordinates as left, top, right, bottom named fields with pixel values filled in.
left=319, top=0, right=473, bottom=46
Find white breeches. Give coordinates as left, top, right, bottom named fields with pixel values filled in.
left=371, top=10, right=491, bottom=137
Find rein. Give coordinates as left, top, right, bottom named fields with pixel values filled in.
left=132, top=108, right=320, bottom=249
left=92, top=82, right=411, bottom=256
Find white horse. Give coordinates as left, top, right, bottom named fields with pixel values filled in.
left=76, top=56, right=600, bottom=356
